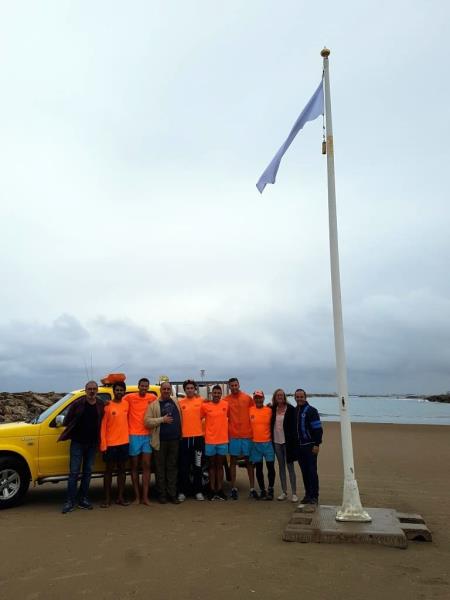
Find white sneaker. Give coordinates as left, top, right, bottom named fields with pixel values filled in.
left=291, top=494, right=299, bottom=503
left=177, top=493, right=186, bottom=502
left=277, top=492, right=287, bottom=501
left=195, top=493, right=205, bottom=501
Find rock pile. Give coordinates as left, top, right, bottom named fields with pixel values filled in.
left=426, top=394, right=450, bottom=403
left=0, top=392, right=65, bottom=424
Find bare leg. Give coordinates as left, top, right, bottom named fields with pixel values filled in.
left=130, top=455, right=140, bottom=504
left=102, top=462, right=113, bottom=507
left=116, top=461, right=129, bottom=505
left=141, top=453, right=151, bottom=506
left=246, top=459, right=255, bottom=488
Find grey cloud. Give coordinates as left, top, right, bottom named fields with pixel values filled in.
left=1, top=291, right=449, bottom=395
left=1, top=3, right=449, bottom=397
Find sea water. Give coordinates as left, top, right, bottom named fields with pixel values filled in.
left=299, top=396, right=450, bottom=425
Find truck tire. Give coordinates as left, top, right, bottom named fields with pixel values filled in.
left=0, top=456, right=30, bottom=509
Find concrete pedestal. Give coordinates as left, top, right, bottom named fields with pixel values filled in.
left=283, top=505, right=431, bottom=548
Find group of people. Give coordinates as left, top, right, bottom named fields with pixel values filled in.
left=59, top=377, right=323, bottom=513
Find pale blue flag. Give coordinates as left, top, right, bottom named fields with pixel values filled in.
left=256, top=79, right=324, bottom=193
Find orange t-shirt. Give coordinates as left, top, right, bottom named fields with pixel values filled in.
left=224, top=391, right=254, bottom=439
left=249, top=406, right=272, bottom=442
left=200, top=400, right=229, bottom=445
left=100, top=400, right=129, bottom=451
left=127, top=392, right=157, bottom=435
left=179, top=396, right=204, bottom=438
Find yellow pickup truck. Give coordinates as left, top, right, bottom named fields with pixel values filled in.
left=0, top=384, right=160, bottom=509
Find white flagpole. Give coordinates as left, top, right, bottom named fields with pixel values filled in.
left=321, top=47, right=371, bottom=522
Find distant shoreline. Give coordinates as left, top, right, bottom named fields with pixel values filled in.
left=286, top=392, right=450, bottom=403
left=1, top=390, right=450, bottom=426
left=1, top=391, right=448, bottom=400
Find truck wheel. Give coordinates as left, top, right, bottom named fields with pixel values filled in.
left=0, top=456, right=30, bottom=509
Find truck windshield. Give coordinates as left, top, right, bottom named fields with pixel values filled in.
left=34, top=393, right=74, bottom=424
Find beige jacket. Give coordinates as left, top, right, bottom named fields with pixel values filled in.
left=144, top=397, right=182, bottom=451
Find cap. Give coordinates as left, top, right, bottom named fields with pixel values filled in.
left=253, top=390, right=265, bottom=398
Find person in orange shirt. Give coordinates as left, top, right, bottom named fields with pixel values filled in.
left=100, top=381, right=130, bottom=508
left=249, top=390, right=276, bottom=501
left=127, top=377, right=157, bottom=506
left=178, top=379, right=205, bottom=502
left=200, top=385, right=229, bottom=501
left=223, top=377, right=256, bottom=500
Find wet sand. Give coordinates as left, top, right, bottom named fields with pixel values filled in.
left=1, top=423, right=449, bottom=600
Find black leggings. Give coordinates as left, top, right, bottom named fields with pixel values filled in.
left=255, top=461, right=275, bottom=491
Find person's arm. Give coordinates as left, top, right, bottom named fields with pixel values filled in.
left=100, top=410, right=108, bottom=453
left=174, top=398, right=183, bottom=424
left=308, top=407, right=323, bottom=453
left=283, top=405, right=296, bottom=439
left=97, top=398, right=106, bottom=419
left=144, top=402, right=172, bottom=428
left=62, top=399, right=79, bottom=430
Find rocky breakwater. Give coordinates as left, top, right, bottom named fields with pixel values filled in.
left=426, top=394, right=450, bottom=403
left=0, top=392, right=65, bottom=423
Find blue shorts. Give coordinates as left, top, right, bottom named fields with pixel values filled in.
left=129, top=434, right=152, bottom=456
left=229, top=437, right=252, bottom=457
left=250, top=441, right=275, bottom=464
left=205, top=443, right=229, bottom=457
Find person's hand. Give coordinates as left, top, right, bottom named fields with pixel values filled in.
left=162, top=415, right=173, bottom=424
left=312, top=445, right=320, bottom=455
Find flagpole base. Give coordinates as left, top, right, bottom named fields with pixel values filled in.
left=335, top=478, right=372, bottom=522
left=336, top=506, right=372, bottom=522
left=283, top=505, right=423, bottom=548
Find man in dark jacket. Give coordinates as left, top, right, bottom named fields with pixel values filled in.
left=58, top=380, right=105, bottom=513
left=294, top=388, right=323, bottom=505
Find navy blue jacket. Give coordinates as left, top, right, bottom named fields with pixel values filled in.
left=295, top=402, right=323, bottom=446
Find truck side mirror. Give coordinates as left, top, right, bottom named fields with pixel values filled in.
left=55, top=415, right=65, bottom=428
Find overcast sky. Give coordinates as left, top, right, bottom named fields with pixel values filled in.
left=1, top=1, right=449, bottom=394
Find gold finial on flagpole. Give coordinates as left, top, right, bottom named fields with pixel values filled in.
left=321, top=47, right=330, bottom=58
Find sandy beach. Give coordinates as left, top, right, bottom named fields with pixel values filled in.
left=1, top=422, right=449, bottom=600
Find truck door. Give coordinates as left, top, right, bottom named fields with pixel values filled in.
left=38, top=393, right=111, bottom=477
